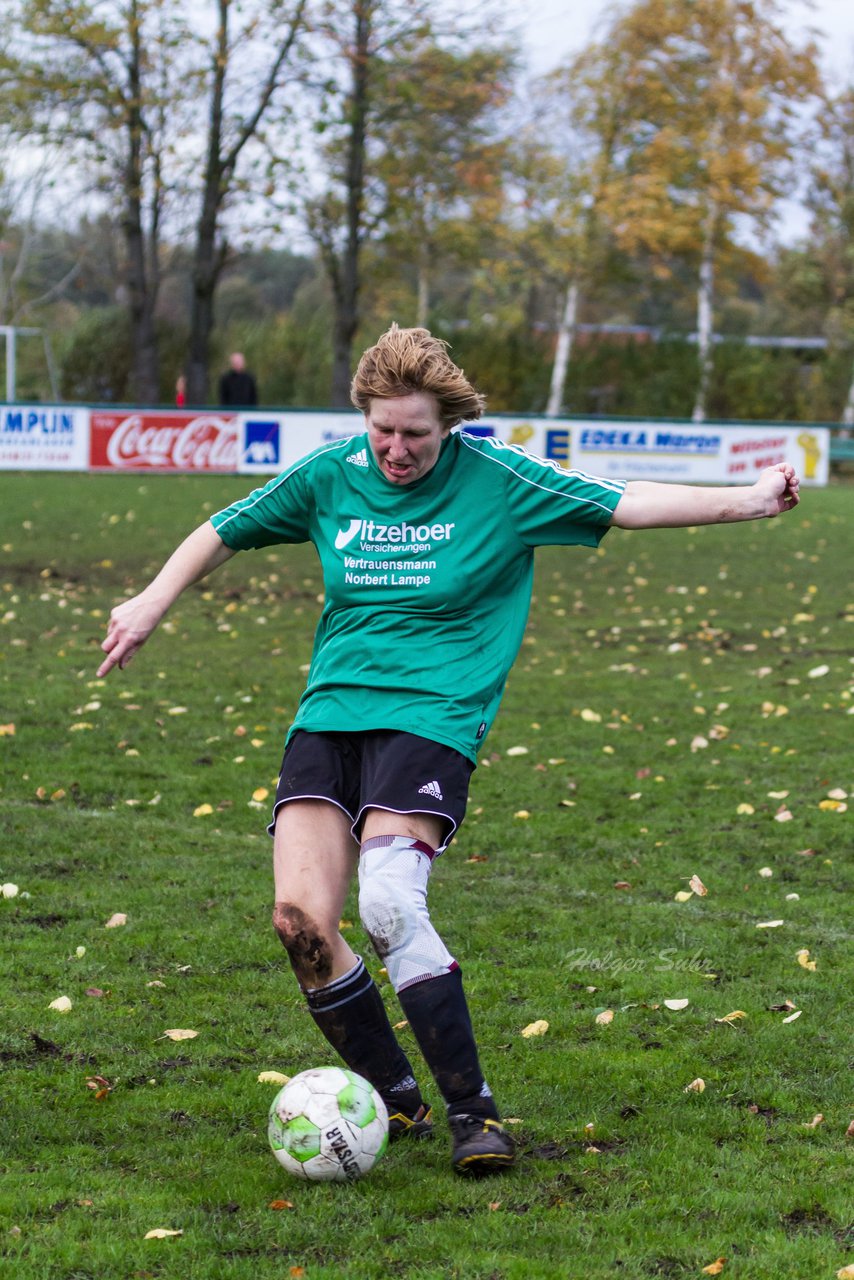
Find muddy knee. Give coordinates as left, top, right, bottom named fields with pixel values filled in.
left=272, top=901, right=334, bottom=984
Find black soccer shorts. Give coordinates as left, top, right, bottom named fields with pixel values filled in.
left=267, top=729, right=474, bottom=852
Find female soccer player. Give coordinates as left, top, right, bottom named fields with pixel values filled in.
left=98, top=325, right=799, bottom=1176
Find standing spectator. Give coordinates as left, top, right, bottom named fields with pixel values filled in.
left=219, top=352, right=258, bottom=406
left=175, top=374, right=187, bottom=407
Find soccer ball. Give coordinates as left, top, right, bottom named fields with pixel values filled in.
left=268, top=1066, right=389, bottom=1182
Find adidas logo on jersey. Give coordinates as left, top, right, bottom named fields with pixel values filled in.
left=417, top=780, right=444, bottom=800
left=346, top=447, right=368, bottom=467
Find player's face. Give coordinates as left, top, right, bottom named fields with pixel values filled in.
left=366, top=393, right=449, bottom=485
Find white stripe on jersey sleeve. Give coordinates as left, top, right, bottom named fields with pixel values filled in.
left=458, top=432, right=625, bottom=515
left=213, top=436, right=357, bottom=533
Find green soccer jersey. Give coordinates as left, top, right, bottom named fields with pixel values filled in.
left=210, top=429, right=625, bottom=761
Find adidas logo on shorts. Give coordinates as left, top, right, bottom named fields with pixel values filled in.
left=346, top=447, right=369, bottom=467
left=418, top=780, right=444, bottom=800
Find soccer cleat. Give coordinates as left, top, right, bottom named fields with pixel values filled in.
left=449, top=1113, right=516, bottom=1176
left=387, top=1102, right=433, bottom=1142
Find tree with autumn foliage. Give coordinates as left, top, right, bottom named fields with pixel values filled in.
left=372, top=43, right=513, bottom=330
left=301, top=0, right=511, bottom=405
left=570, top=0, right=821, bottom=421
left=800, top=85, right=854, bottom=423
left=511, top=65, right=628, bottom=417
left=8, top=0, right=189, bottom=401
left=7, top=0, right=308, bottom=404
left=184, top=0, right=308, bottom=405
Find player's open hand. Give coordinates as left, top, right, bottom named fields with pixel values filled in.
left=97, top=594, right=165, bottom=677
left=754, top=462, right=800, bottom=517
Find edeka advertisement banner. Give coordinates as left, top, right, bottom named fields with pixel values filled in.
left=90, top=410, right=240, bottom=471
left=0, top=405, right=89, bottom=470
left=567, top=421, right=830, bottom=486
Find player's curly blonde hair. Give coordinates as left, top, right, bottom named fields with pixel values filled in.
left=351, top=324, right=485, bottom=429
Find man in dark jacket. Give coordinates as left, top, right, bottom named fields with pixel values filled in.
left=219, top=352, right=258, bottom=406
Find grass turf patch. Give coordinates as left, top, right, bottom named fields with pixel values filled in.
left=1, top=472, right=851, bottom=1279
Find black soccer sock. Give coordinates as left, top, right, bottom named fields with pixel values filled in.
left=303, top=957, right=423, bottom=1111
left=397, top=967, right=500, bottom=1121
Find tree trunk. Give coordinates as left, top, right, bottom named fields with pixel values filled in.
left=842, top=362, right=854, bottom=426
left=545, top=280, right=579, bottom=417
left=692, top=204, right=717, bottom=424
left=186, top=0, right=307, bottom=405
left=187, top=0, right=229, bottom=407
left=186, top=172, right=225, bottom=406
left=330, top=1, right=371, bottom=406
left=416, top=257, right=429, bottom=328
left=123, top=0, right=160, bottom=404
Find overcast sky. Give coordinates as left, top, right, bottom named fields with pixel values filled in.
left=512, top=0, right=854, bottom=82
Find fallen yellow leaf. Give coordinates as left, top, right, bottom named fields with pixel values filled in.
left=0, top=723, right=16, bottom=736
left=160, top=1029, right=198, bottom=1041
left=819, top=799, right=848, bottom=812
left=257, top=1071, right=290, bottom=1085
left=663, top=999, right=690, bottom=1011
left=684, top=1077, right=706, bottom=1093
left=736, top=803, right=755, bottom=815
left=674, top=890, right=693, bottom=902
left=193, top=803, right=214, bottom=817
left=513, top=810, right=531, bottom=819
left=393, top=1020, right=409, bottom=1031
left=796, top=948, right=817, bottom=971
left=702, top=1260, right=726, bottom=1276
left=144, top=1228, right=183, bottom=1239
left=782, top=1010, right=803, bottom=1023
left=689, top=875, right=708, bottom=896
left=521, top=1019, right=549, bottom=1037
left=48, top=996, right=73, bottom=1013
left=836, top=1266, right=854, bottom=1280
left=594, top=1010, right=614, bottom=1026
left=802, top=1113, right=824, bottom=1129
left=756, top=919, right=784, bottom=929
left=268, top=1199, right=295, bottom=1210
left=715, top=1011, right=747, bottom=1025
left=104, top=912, right=127, bottom=929
left=252, top=787, right=269, bottom=802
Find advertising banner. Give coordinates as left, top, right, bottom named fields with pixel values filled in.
left=0, top=405, right=89, bottom=470
left=234, top=411, right=574, bottom=477
left=567, top=421, right=829, bottom=486
left=90, top=410, right=240, bottom=471
left=0, top=401, right=830, bottom=486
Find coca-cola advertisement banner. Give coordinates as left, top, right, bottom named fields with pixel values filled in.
left=0, top=405, right=89, bottom=470
left=90, top=410, right=240, bottom=471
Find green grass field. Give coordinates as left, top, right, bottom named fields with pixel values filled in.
left=1, top=471, right=851, bottom=1280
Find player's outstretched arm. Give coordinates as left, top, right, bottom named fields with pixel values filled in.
left=97, top=522, right=237, bottom=677
left=610, top=462, right=800, bottom=530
